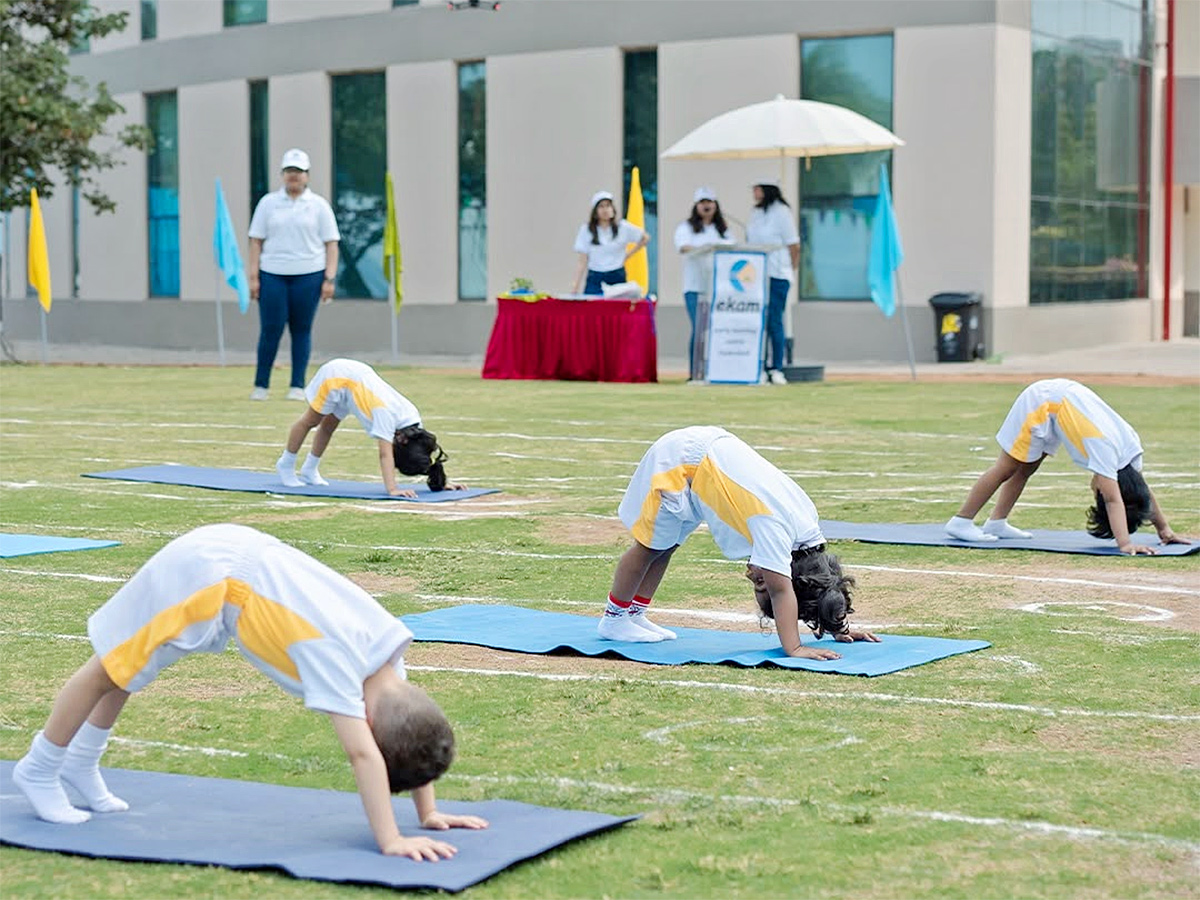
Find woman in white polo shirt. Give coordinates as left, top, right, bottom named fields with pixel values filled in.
left=247, top=149, right=341, bottom=401
left=674, top=187, right=734, bottom=377
left=570, top=191, right=649, bottom=295
left=745, top=180, right=800, bottom=385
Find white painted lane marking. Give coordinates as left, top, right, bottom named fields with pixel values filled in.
left=844, top=564, right=1200, bottom=598
left=1016, top=601, right=1176, bottom=623
left=985, top=655, right=1042, bottom=674
left=0, top=569, right=125, bottom=583
left=643, top=717, right=861, bottom=753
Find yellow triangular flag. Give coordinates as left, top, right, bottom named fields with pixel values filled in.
left=28, top=188, right=52, bottom=313
left=382, top=172, right=403, bottom=314
left=624, top=166, right=648, bottom=294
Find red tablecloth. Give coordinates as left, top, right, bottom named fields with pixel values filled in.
left=482, top=296, right=658, bottom=382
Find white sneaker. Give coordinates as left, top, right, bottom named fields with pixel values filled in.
left=767, top=369, right=788, bottom=385
left=249, top=387, right=269, bottom=401
left=630, top=614, right=677, bottom=640
left=286, top=387, right=306, bottom=401
left=597, top=615, right=664, bottom=643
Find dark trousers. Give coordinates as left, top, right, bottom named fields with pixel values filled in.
left=684, top=290, right=700, bottom=376
left=584, top=266, right=627, bottom=295
left=255, top=270, right=324, bottom=389
left=765, top=277, right=789, bottom=371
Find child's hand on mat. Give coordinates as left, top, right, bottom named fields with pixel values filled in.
left=836, top=629, right=881, bottom=643
left=1119, top=542, right=1157, bottom=555
left=1157, top=528, right=1187, bottom=545
left=422, top=810, right=490, bottom=831
left=447, top=482, right=467, bottom=491
left=389, top=487, right=418, bottom=499
left=787, top=645, right=841, bottom=661
left=381, top=834, right=458, bottom=860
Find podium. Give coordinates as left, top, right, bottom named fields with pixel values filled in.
left=689, top=245, right=824, bottom=384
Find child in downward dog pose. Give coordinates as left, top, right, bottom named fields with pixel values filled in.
left=945, top=378, right=1184, bottom=555
left=599, top=426, right=878, bottom=659
left=13, top=524, right=487, bottom=860
left=277, top=358, right=463, bottom=498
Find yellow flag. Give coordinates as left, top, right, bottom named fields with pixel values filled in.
left=28, top=188, right=52, bottom=313
left=382, top=171, right=403, bottom=314
left=624, top=166, right=648, bottom=294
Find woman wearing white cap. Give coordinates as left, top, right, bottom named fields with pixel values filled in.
left=674, top=187, right=734, bottom=377
left=746, top=180, right=800, bottom=385
left=246, top=148, right=341, bottom=401
left=571, top=191, right=649, bottom=295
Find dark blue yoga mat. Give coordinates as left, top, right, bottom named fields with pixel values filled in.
left=0, top=761, right=636, bottom=893
left=0, top=533, right=120, bottom=558
left=403, top=605, right=989, bottom=676
left=83, top=465, right=500, bottom=503
left=819, top=520, right=1200, bottom=556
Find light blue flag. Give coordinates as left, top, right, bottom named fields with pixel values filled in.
left=867, top=164, right=904, bottom=318
left=213, top=178, right=250, bottom=313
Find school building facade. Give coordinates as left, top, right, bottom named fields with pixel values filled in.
left=3, top=0, right=1197, bottom=364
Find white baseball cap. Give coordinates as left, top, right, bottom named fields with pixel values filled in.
left=281, top=148, right=310, bottom=171
left=589, top=190, right=614, bottom=208
left=693, top=187, right=717, bottom=203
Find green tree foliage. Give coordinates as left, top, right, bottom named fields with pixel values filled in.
left=0, top=0, right=150, bottom=213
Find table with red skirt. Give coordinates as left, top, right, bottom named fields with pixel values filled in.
left=481, top=296, right=658, bottom=383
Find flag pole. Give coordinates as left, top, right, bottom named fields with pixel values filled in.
left=390, top=274, right=399, bottom=362
left=895, top=277, right=918, bottom=381
left=39, top=306, right=49, bottom=364
left=214, top=271, right=226, bottom=366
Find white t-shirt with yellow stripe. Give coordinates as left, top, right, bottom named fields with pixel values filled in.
left=305, top=358, right=420, bottom=441
left=88, top=524, right=412, bottom=719
left=618, top=426, right=824, bottom=576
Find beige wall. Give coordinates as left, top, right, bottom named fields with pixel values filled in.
left=80, top=93, right=147, bottom=300
left=4, top=206, right=28, bottom=301
left=387, top=61, right=458, bottom=304
left=270, top=0, right=390, bottom=24
left=179, top=80, right=251, bottom=302
left=158, top=0, right=221, bottom=40
left=91, top=0, right=141, bottom=53
left=487, top=48, right=623, bottom=300
left=268, top=72, right=333, bottom=199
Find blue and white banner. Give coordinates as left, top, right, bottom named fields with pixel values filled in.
left=706, top=250, right=767, bottom=384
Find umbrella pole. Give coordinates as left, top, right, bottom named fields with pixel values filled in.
left=782, top=150, right=794, bottom=366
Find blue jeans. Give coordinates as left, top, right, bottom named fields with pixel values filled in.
left=684, top=291, right=700, bottom=376
left=765, top=277, right=789, bottom=371
left=255, top=270, right=324, bottom=389
left=584, top=266, right=626, bottom=295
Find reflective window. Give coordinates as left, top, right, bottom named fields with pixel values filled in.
left=458, top=62, right=487, bottom=300
left=146, top=91, right=179, bottom=298
left=798, top=34, right=894, bottom=301
left=140, top=0, right=156, bottom=40
left=623, top=49, right=657, bottom=295
left=1029, top=0, right=1153, bottom=303
left=249, top=80, right=269, bottom=213
left=223, top=0, right=266, bottom=27
left=393, top=0, right=419, bottom=5
left=331, top=72, right=387, bottom=299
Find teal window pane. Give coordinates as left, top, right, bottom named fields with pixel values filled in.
left=394, top=0, right=419, bottom=5
left=331, top=72, right=387, bottom=299
left=140, top=0, right=156, bottom=40
left=623, top=50, right=657, bottom=295
left=224, top=0, right=266, bottom=27
left=458, top=61, right=487, bottom=300
left=249, top=80, right=269, bottom=212
left=146, top=91, right=179, bottom=298
left=798, top=34, right=894, bottom=301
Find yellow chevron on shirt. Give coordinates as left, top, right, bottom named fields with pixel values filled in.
left=631, top=464, right=696, bottom=546
left=101, top=578, right=322, bottom=688
left=311, top=376, right=387, bottom=420
left=1010, top=399, right=1105, bottom=461
left=692, top=456, right=773, bottom=543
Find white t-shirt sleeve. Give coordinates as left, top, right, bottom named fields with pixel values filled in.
left=674, top=221, right=693, bottom=251
left=290, top=640, right=368, bottom=718
left=746, top=517, right=794, bottom=577
left=248, top=197, right=269, bottom=240
left=316, top=198, right=341, bottom=242
left=618, top=221, right=645, bottom=244
left=1084, top=442, right=1122, bottom=481
left=774, top=205, right=800, bottom=246
left=573, top=225, right=592, bottom=254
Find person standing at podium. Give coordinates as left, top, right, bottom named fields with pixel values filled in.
left=746, top=180, right=800, bottom=385
left=674, top=187, right=734, bottom=378
left=571, top=191, right=649, bottom=295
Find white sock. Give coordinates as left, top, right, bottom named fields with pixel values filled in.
left=298, top=453, right=328, bottom=486
left=944, top=515, right=998, bottom=542
left=982, top=518, right=1033, bottom=539
left=60, top=723, right=128, bottom=813
left=13, top=732, right=91, bottom=824
left=276, top=451, right=302, bottom=487
left=598, top=598, right=663, bottom=642
left=629, top=600, right=677, bottom=639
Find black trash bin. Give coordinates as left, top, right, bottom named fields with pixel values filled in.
left=928, top=292, right=985, bottom=362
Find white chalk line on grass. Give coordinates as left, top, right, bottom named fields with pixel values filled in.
left=1016, top=601, right=1176, bottom=623
left=0, top=569, right=125, bottom=583
left=842, top=563, right=1200, bottom=598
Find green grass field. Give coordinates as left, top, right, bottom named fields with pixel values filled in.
left=1, top=363, right=1197, bottom=899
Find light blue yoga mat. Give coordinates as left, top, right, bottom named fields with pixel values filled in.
left=0, top=761, right=636, bottom=893
left=819, top=520, right=1200, bottom=556
left=403, top=605, right=989, bottom=676
left=84, top=465, right=500, bottom=503
left=0, top=533, right=120, bottom=558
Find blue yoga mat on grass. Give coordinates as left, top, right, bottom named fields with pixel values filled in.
left=0, top=761, right=635, bottom=893
left=819, top=520, right=1199, bottom=556
left=0, top=533, right=120, bottom=558
left=84, top=465, right=500, bottom=503
left=403, top=605, right=989, bottom=676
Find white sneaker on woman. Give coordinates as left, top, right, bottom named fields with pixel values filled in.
left=768, top=369, right=788, bottom=385
left=286, top=387, right=306, bottom=401
left=249, top=387, right=269, bottom=401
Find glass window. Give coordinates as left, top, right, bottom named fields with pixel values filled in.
left=224, top=0, right=266, bottom=27
left=458, top=61, right=487, bottom=300
left=798, top=34, right=894, bottom=301
left=141, top=0, right=156, bottom=40
left=1029, top=0, right=1152, bottom=303
left=331, top=72, right=386, bottom=299
left=623, top=49, right=657, bottom=295
left=71, top=183, right=81, bottom=298
left=146, top=91, right=179, bottom=298
left=249, top=80, right=269, bottom=213
left=393, top=0, right=419, bottom=5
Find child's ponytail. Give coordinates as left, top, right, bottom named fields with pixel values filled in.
left=393, top=425, right=450, bottom=492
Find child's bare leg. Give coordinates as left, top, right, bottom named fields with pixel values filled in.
left=600, top=543, right=672, bottom=642
left=299, top=414, right=340, bottom=486
left=946, top=453, right=1023, bottom=541
left=278, top=407, right=324, bottom=486
left=15, top=656, right=121, bottom=823
left=627, top=550, right=678, bottom=640
left=981, top=458, right=1043, bottom=538
left=60, top=689, right=131, bottom=812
